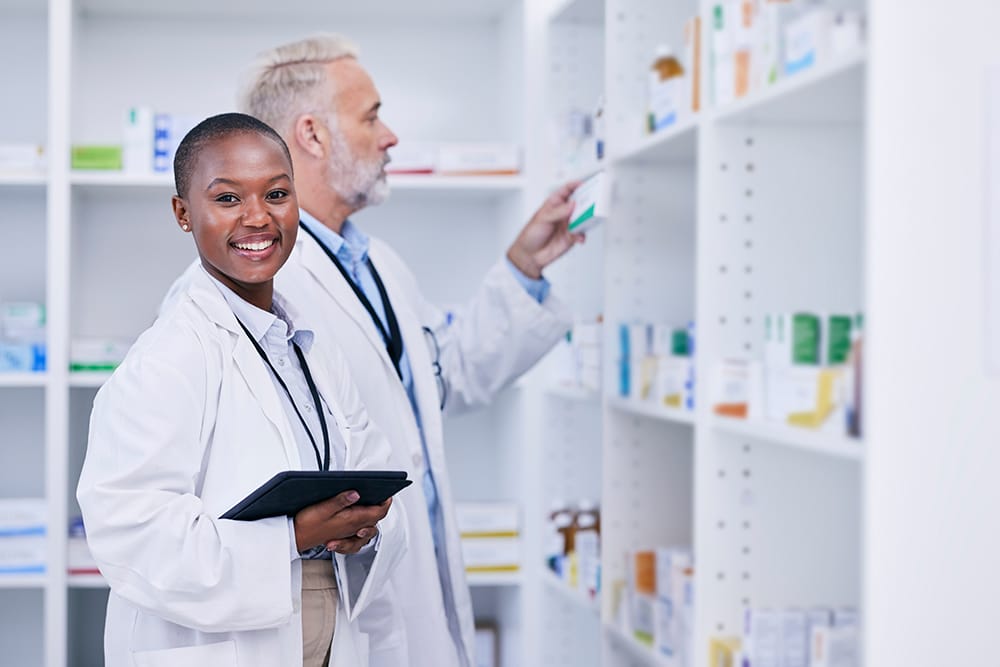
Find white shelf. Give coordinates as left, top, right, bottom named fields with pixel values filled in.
left=69, top=371, right=113, bottom=388
left=0, top=372, right=47, bottom=388
left=603, top=622, right=669, bottom=666
left=611, top=117, right=699, bottom=166
left=710, top=415, right=864, bottom=462
left=67, top=573, right=107, bottom=589
left=542, top=568, right=600, bottom=617
left=0, top=573, right=46, bottom=589
left=607, top=396, right=695, bottom=426
left=0, top=170, right=45, bottom=186
left=465, top=571, right=523, bottom=587
left=70, top=171, right=172, bottom=188
left=546, top=383, right=600, bottom=402
left=69, top=171, right=524, bottom=197
left=712, top=48, right=867, bottom=125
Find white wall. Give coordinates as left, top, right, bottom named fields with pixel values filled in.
left=867, top=1, right=1000, bottom=664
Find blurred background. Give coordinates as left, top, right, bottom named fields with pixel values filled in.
left=1, top=0, right=996, bottom=665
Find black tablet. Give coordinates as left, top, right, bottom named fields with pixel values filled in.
left=220, top=470, right=412, bottom=521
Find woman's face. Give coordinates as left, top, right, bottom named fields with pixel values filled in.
left=172, top=132, right=298, bottom=306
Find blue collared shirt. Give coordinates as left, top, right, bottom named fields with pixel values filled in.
left=298, top=210, right=549, bottom=554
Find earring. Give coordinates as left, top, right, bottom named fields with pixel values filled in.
left=181, top=224, right=190, bottom=231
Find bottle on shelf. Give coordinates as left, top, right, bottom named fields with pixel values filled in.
left=647, top=45, right=685, bottom=134
left=573, top=499, right=601, bottom=598
left=545, top=500, right=576, bottom=579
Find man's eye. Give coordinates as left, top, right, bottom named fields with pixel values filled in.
left=267, top=190, right=289, bottom=200
left=215, top=194, right=238, bottom=203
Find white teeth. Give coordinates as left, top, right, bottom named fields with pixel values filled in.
left=234, top=239, right=275, bottom=251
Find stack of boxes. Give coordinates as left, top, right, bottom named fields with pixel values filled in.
left=384, top=142, right=520, bottom=176
left=711, top=312, right=862, bottom=435
left=455, top=502, right=520, bottom=576
left=619, top=321, right=695, bottom=411
left=711, top=0, right=865, bottom=107
left=621, top=547, right=694, bottom=664
left=729, top=606, right=859, bottom=667
left=0, top=499, right=46, bottom=577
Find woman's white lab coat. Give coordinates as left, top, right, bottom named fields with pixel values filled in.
left=77, top=265, right=406, bottom=667
left=277, top=233, right=572, bottom=667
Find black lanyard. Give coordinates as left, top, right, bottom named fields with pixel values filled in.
left=299, top=222, right=404, bottom=380
left=236, top=317, right=331, bottom=471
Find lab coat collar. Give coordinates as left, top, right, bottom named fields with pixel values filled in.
left=185, top=265, right=301, bottom=468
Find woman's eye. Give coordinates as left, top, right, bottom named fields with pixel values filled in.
left=215, top=194, right=239, bottom=203
left=267, top=190, right=289, bottom=200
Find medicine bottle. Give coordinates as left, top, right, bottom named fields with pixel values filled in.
left=647, top=45, right=685, bottom=133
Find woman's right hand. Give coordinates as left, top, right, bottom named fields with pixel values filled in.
left=293, top=490, right=392, bottom=554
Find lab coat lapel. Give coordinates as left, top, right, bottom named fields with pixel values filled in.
left=298, top=234, right=398, bottom=377
left=186, top=268, right=299, bottom=468
left=367, top=245, right=445, bottom=455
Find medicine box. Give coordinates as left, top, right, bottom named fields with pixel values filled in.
left=436, top=143, right=520, bottom=175
left=460, top=536, right=521, bottom=572
left=455, top=502, right=519, bottom=537
left=568, top=171, right=610, bottom=234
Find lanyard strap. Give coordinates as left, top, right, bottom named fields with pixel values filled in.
left=299, top=222, right=404, bottom=380
left=235, top=318, right=331, bottom=471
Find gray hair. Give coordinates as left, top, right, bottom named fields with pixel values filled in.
left=239, top=34, right=360, bottom=137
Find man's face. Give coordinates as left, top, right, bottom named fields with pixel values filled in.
left=323, top=59, right=398, bottom=209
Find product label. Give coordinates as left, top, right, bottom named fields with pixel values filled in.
left=648, top=75, right=683, bottom=132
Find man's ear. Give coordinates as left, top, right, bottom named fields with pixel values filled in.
left=294, top=114, right=328, bottom=160
left=172, top=195, right=192, bottom=232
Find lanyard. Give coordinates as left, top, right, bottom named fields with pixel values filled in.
left=235, top=317, right=331, bottom=471
left=299, top=222, right=404, bottom=380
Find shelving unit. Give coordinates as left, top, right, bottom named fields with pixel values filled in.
left=607, top=395, right=696, bottom=425
left=3, top=0, right=542, bottom=665
left=0, top=373, right=48, bottom=388
left=7, top=0, right=993, bottom=664
left=542, top=568, right=600, bottom=617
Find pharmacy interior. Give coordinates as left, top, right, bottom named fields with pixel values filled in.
left=1, top=0, right=996, bottom=665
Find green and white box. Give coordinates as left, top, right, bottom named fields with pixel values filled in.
left=568, top=170, right=610, bottom=234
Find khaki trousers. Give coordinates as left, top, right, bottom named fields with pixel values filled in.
left=301, top=559, right=338, bottom=667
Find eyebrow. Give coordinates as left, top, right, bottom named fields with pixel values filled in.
left=205, top=174, right=292, bottom=191
left=367, top=101, right=382, bottom=115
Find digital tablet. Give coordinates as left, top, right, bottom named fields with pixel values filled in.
left=220, top=470, right=412, bottom=521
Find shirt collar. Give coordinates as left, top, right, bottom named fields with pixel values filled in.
left=299, top=209, right=370, bottom=269
left=206, top=273, right=314, bottom=354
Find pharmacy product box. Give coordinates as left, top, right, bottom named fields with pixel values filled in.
left=122, top=106, right=155, bottom=174
left=461, top=536, right=520, bottom=572
left=153, top=113, right=199, bottom=173
left=455, top=502, right=519, bottom=536
left=385, top=141, right=437, bottom=175
left=70, top=338, right=132, bottom=371
left=0, top=143, right=45, bottom=171
left=436, top=143, right=520, bottom=175
left=781, top=609, right=809, bottom=667
left=1, top=301, right=45, bottom=335
left=0, top=342, right=46, bottom=372
left=685, top=15, right=702, bottom=113
left=743, top=608, right=782, bottom=667
left=71, top=145, right=122, bottom=171
left=568, top=170, right=610, bottom=234
left=475, top=623, right=499, bottom=667
left=68, top=517, right=100, bottom=575
left=632, top=592, right=656, bottom=646
left=810, top=624, right=859, bottom=667
left=0, top=499, right=47, bottom=575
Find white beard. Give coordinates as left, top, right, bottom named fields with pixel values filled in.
left=327, top=130, right=391, bottom=209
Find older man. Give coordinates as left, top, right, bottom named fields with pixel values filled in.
left=241, top=34, right=581, bottom=667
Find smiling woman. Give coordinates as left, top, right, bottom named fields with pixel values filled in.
left=75, top=112, right=408, bottom=667
left=170, top=115, right=298, bottom=310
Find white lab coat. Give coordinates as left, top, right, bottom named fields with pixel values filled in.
left=77, top=265, right=406, bottom=667
left=276, top=231, right=572, bottom=666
